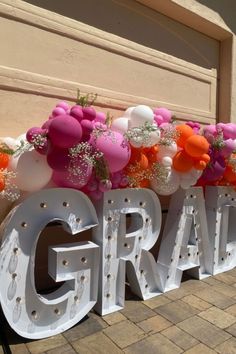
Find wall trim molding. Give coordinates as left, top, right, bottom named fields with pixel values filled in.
left=0, top=65, right=215, bottom=124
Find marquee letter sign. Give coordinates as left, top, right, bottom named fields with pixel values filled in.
left=1, top=186, right=236, bottom=339
left=206, top=186, right=236, bottom=274
left=93, top=188, right=162, bottom=315
left=157, top=187, right=213, bottom=291
left=0, top=189, right=99, bottom=339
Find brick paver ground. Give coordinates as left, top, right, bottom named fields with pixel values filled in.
left=2, top=270, right=236, bottom=353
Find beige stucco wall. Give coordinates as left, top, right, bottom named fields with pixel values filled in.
left=0, top=0, right=230, bottom=138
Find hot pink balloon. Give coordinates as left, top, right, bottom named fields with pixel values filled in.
left=47, top=146, right=71, bottom=171
left=70, top=105, right=84, bottom=122
left=52, top=107, right=66, bottom=117
left=26, top=127, right=45, bottom=144
left=82, top=107, right=96, bottom=121
left=90, top=130, right=131, bottom=173
left=56, top=101, right=70, bottom=111
left=52, top=166, right=91, bottom=189
left=48, top=114, right=82, bottom=148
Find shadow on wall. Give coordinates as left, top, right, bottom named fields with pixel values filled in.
left=24, top=0, right=219, bottom=70
left=197, top=0, right=236, bottom=34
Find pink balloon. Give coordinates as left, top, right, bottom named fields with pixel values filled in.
left=48, top=114, right=82, bottom=148
left=154, top=115, right=164, bottom=126
left=26, top=127, right=44, bottom=144
left=154, top=108, right=172, bottom=122
left=70, top=105, right=84, bottom=122
left=81, top=119, right=94, bottom=134
left=56, top=101, right=70, bottom=111
left=82, top=107, right=96, bottom=121
left=89, top=189, right=103, bottom=200
left=90, top=130, right=131, bottom=173
left=52, top=166, right=91, bottom=189
left=41, top=119, right=53, bottom=130
left=98, top=179, right=112, bottom=192
left=95, top=112, right=106, bottom=123
left=52, top=107, right=66, bottom=117
left=221, top=139, right=235, bottom=157
left=47, top=146, right=71, bottom=171
left=222, top=124, right=236, bottom=140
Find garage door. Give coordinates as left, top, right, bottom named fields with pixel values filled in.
left=0, top=0, right=219, bottom=137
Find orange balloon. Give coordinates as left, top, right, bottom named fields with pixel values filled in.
left=139, top=153, right=149, bottom=169
left=140, top=179, right=150, bottom=188
left=176, top=124, right=194, bottom=148
left=129, top=146, right=141, bottom=163
left=224, top=165, right=236, bottom=183
left=0, top=153, right=10, bottom=169
left=199, top=153, right=210, bottom=164
left=185, top=135, right=209, bottom=158
left=0, top=173, right=5, bottom=192
left=173, top=150, right=194, bottom=172
left=194, top=160, right=207, bottom=170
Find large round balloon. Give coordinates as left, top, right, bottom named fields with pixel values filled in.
left=185, top=135, right=209, bottom=158
left=150, top=170, right=180, bottom=196
left=111, top=117, right=129, bottom=134
left=52, top=163, right=92, bottom=189
left=176, top=124, right=194, bottom=148
left=129, top=105, right=154, bottom=128
left=172, top=150, right=194, bottom=172
left=47, top=146, right=71, bottom=171
left=48, top=114, right=82, bottom=148
left=13, top=150, right=53, bottom=192
left=90, top=130, right=131, bottom=173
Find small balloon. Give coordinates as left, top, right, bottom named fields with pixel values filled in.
left=150, top=170, right=180, bottom=196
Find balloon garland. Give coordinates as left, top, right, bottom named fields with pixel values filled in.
left=1, top=91, right=236, bottom=202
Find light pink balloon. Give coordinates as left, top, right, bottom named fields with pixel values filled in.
left=154, top=107, right=172, bottom=122
left=90, top=130, right=131, bottom=173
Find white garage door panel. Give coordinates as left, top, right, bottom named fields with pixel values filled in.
left=0, top=0, right=219, bottom=137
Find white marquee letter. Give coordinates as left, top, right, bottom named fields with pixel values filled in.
left=157, top=187, right=212, bottom=292
left=93, top=188, right=162, bottom=315
left=0, top=188, right=99, bottom=339
left=206, top=186, right=236, bottom=274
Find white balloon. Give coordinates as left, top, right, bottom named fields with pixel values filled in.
left=0, top=137, right=18, bottom=150
left=129, top=137, right=143, bottom=148
left=161, top=156, right=173, bottom=167
left=143, top=130, right=161, bottom=147
left=14, top=150, right=53, bottom=192
left=189, top=168, right=202, bottom=179
left=16, top=133, right=27, bottom=142
left=158, top=142, right=177, bottom=159
left=111, top=117, right=129, bottom=133
left=129, top=105, right=154, bottom=128
left=180, top=180, right=191, bottom=189
left=150, top=170, right=180, bottom=196
left=124, top=106, right=135, bottom=118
